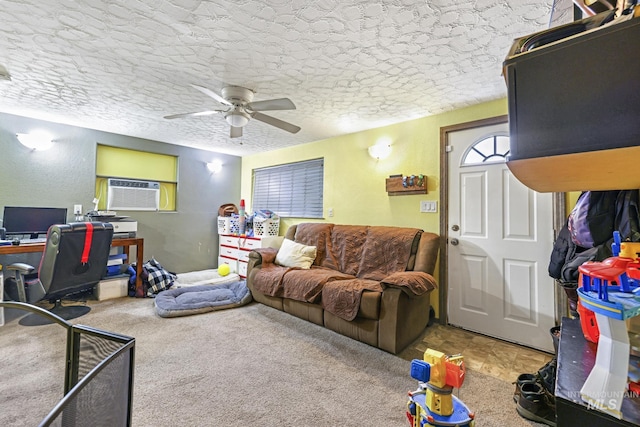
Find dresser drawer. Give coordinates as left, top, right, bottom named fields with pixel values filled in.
left=240, top=237, right=263, bottom=250
left=238, top=260, right=248, bottom=277
left=238, top=248, right=252, bottom=262
left=219, top=245, right=239, bottom=259
left=220, top=235, right=239, bottom=247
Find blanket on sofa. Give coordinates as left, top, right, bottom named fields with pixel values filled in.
left=251, top=248, right=291, bottom=297
left=321, top=278, right=383, bottom=321
left=357, top=226, right=420, bottom=280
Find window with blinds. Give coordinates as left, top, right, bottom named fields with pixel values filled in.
left=252, top=158, right=324, bottom=218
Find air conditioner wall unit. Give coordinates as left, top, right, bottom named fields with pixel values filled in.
left=107, top=178, right=160, bottom=211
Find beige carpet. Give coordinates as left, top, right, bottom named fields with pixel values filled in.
left=0, top=297, right=544, bottom=426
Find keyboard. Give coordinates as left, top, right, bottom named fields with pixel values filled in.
left=19, top=237, right=47, bottom=245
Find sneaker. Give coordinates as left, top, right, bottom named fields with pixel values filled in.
left=536, top=358, right=557, bottom=395
left=513, top=373, right=537, bottom=403
left=516, top=381, right=557, bottom=427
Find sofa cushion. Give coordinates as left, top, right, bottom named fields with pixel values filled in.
left=275, top=238, right=317, bottom=269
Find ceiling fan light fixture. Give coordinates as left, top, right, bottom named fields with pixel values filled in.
left=225, top=111, right=250, bottom=128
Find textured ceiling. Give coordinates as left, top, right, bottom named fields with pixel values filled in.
left=0, top=0, right=565, bottom=156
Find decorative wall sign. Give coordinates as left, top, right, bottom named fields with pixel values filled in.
left=386, top=174, right=427, bottom=195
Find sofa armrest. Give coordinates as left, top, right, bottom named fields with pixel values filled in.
left=247, top=247, right=278, bottom=290
left=378, top=287, right=432, bottom=354
left=381, top=271, right=437, bottom=297
left=247, top=247, right=278, bottom=272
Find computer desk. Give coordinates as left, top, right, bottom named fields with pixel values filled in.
left=0, top=237, right=145, bottom=298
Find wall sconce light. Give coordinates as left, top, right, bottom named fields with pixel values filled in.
left=368, top=141, right=392, bottom=160
left=207, top=159, right=223, bottom=174
left=16, top=132, right=54, bottom=151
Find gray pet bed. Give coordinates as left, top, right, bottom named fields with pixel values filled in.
left=154, top=280, right=252, bottom=318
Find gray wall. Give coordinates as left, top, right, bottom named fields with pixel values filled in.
left=0, top=112, right=241, bottom=274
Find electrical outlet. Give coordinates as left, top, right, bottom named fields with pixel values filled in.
left=74, top=204, right=82, bottom=215
left=420, top=201, right=438, bottom=213
left=328, top=208, right=334, bottom=217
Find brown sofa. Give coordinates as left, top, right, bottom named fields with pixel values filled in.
left=246, top=223, right=440, bottom=354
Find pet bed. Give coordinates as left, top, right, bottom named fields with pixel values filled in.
left=173, top=269, right=240, bottom=287
left=155, top=280, right=252, bottom=318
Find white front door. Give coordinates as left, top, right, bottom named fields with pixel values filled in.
left=446, top=122, right=555, bottom=352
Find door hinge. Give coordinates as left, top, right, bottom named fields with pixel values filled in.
left=445, top=145, right=453, bottom=152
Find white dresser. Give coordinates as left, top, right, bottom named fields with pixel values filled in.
left=218, top=234, right=282, bottom=279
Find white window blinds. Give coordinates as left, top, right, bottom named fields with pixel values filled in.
left=252, top=158, right=324, bottom=218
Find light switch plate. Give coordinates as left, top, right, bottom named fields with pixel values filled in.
left=420, top=200, right=438, bottom=213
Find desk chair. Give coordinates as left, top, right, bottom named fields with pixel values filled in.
left=5, top=222, right=114, bottom=325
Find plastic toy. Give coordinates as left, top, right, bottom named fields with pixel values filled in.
left=406, top=348, right=474, bottom=427
left=577, top=231, right=640, bottom=418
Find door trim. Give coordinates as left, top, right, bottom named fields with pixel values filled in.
left=438, top=115, right=508, bottom=325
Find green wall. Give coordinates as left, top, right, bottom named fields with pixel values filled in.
left=242, top=98, right=509, bottom=315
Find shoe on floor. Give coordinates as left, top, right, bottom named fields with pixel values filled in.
left=536, top=358, right=557, bottom=395
left=516, top=381, right=557, bottom=427
left=513, top=373, right=537, bottom=403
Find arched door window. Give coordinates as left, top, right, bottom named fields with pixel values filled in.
left=461, top=133, right=510, bottom=166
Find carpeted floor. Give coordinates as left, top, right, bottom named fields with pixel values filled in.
left=0, top=297, right=545, bottom=426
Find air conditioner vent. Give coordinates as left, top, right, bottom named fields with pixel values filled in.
left=107, top=178, right=160, bottom=211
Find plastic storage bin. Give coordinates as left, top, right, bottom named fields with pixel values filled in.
left=217, top=216, right=240, bottom=235
left=253, top=217, right=279, bottom=237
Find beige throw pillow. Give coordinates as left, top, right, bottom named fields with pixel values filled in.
left=275, top=238, right=317, bottom=269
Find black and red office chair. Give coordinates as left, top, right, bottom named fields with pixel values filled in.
left=5, top=222, right=114, bottom=325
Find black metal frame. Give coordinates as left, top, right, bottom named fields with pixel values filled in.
left=0, top=301, right=135, bottom=427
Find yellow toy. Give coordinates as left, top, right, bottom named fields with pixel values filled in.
left=218, top=263, right=231, bottom=276
left=406, top=348, right=475, bottom=427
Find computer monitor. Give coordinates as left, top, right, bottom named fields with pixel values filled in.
left=2, top=206, right=68, bottom=239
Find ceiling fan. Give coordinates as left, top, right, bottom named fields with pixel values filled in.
left=164, top=84, right=301, bottom=138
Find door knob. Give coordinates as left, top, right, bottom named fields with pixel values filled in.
left=451, top=238, right=459, bottom=246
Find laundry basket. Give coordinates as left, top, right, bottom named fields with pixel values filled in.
left=217, top=216, right=240, bottom=235
left=253, top=217, right=279, bottom=237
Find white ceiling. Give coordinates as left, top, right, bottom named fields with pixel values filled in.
left=0, top=0, right=567, bottom=156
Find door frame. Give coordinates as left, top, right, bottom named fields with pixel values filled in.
left=438, top=114, right=568, bottom=326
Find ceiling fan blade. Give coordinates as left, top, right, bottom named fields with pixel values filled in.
left=251, top=112, right=301, bottom=134
left=190, top=84, right=232, bottom=106
left=230, top=126, right=243, bottom=138
left=163, top=110, right=224, bottom=120
left=246, top=98, right=296, bottom=112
